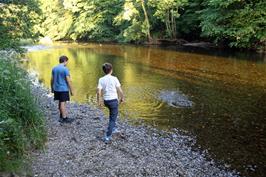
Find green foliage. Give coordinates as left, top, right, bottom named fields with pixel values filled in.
left=0, top=51, right=46, bottom=172
left=40, top=0, right=123, bottom=42
left=71, top=0, right=122, bottom=41
left=39, top=0, right=73, bottom=40
left=1, top=0, right=265, bottom=49
left=0, top=0, right=41, bottom=49
left=122, top=19, right=147, bottom=42
left=200, top=0, right=266, bottom=49
left=149, top=0, right=188, bottom=38
left=176, top=0, right=203, bottom=39
left=114, top=0, right=147, bottom=42
left=26, top=0, right=266, bottom=49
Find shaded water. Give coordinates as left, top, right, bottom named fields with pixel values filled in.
left=24, top=43, right=266, bottom=177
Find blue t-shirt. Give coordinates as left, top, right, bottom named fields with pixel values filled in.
left=52, top=64, right=70, bottom=92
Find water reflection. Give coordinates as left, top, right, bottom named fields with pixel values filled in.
left=24, top=43, right=266, bottom=177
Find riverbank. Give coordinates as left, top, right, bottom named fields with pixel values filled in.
left=0, top=50, right=46, bottom=175
left=29, top=81, right=239, bottom=177
left=55, top=37, right=266, bottom=53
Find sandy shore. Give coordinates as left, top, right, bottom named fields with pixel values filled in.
left=30, top=83, right=239, bottom=177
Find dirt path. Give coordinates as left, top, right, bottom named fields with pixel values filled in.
left=31, top=85, right=238, bottom=177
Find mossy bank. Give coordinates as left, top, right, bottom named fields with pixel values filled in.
left=0, top=50, right=46, bottom=175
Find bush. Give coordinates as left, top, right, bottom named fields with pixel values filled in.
left=200, top=0, right=266, bottom=49
left=0, top=51, right=46, bottom=172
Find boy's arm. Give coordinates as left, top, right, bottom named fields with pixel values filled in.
left=50, top=76, right=54, bottom=93
left=96, top=88, right=103, bottom=106
left=117, top=86, right=125, bottom=103
left=66, top=76, right=74, bottom=96
left=51, top=70, right=54, bottom=93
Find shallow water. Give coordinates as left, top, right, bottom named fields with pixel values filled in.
left=24, top=43, right=266, bottom=177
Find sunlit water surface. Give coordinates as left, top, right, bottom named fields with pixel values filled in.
left=24, top=43, right=266, bottom=177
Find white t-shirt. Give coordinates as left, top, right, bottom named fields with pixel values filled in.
left=97, top=74, right=121, bottom=101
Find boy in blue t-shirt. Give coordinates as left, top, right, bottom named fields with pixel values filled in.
left=51, top=55, right=74, bottom=123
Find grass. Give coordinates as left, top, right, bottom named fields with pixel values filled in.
left=0, top=50, right=46, bottom=173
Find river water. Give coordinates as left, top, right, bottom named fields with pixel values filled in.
left=24, top=43, right=266, bottom=177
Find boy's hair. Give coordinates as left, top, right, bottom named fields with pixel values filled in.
left=59, top=55, right=69, bottom=63
left=102, top=63, right=113, bottom=74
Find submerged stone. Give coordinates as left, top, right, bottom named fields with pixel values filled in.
left=158, top=90, right=193, bottom=108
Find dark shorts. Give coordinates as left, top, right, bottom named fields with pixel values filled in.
left=54, top=91, right=70, bottom=102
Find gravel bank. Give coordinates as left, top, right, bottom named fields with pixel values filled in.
left=31, top=84, right=239, bottom=177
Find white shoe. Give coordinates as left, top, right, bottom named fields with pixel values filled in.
left=103, top=136, right=112, bottom=143
left=112, top=128, right=120, bottom=134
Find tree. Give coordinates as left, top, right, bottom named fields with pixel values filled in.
left=39, top=0, right=73, bottom=40
left=149, top=0, right=187, bottom=39
left=36, top=0, right=266, bottom=49
left=140, top=0, right=152, bottom=41
left=114, top=0, right=148, bottom=42
left=0, top=0, right=41, bottom=49
left=39, top=0, right=123, bottom=42
left=176, top=0, right=204, bottom=40
left=200, top=0, right=266, bottom=49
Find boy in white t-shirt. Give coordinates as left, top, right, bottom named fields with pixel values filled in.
left=97, top=63, right=125, bottom=143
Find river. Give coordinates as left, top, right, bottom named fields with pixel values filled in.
left=24, top=43, right=266, bottom=177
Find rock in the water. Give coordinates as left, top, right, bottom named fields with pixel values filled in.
left=158, top=90, right=193, bottom=108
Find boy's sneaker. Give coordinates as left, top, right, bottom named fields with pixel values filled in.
left=112, top=128, right=120, bottom=134
left=59, top=118, right=64, bottom=123
left=103, top=136, right=112, bottom=143
left=61, top=117, right=74, bottom=124
left=58, top=114, right=63, bottom=122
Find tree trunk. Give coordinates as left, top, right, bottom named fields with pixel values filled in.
left=171, top=9, right=176, bottom=39
left=165, top=10, right=171, bottom=38
left=141, top=0, right=152, bottom=42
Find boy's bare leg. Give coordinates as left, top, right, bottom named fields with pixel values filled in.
left=58, top=102, right=62, bottom=118
left=59, top=101, right=67, bottom=118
